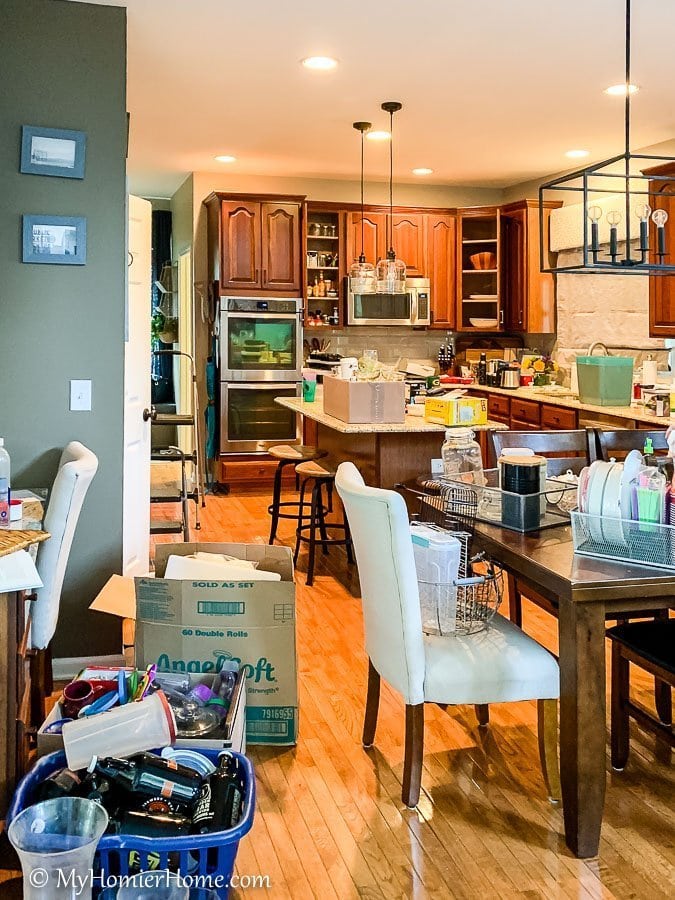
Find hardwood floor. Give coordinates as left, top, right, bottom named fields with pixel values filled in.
left=2, top=486, right=673, bottom=898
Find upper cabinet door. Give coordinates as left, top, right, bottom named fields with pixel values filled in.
left=348, top=212, right=387, bottom=268
left=426, top=214, right=456, bottom=329
left=502, top=208, right=527, bottom=331
left=649, top=183, right=675, bottom=336
left=220, top=200, right=262, bottom=291
left=261, top=202, right=301, bottom=292
left=391, top=214, right=426, bottom=276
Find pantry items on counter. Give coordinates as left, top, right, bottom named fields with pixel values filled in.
left=425, top=393, right=488, bottom=427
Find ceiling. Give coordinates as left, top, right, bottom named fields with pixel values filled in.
left=74, top=0, right=675, bottom=198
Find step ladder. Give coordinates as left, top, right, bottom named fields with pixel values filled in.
left=146, top=350, right=206, bottom=540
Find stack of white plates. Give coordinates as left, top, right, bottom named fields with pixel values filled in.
left=577, top=459, right=637, bottom=545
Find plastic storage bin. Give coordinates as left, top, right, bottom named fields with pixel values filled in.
left=7, top=749, right=255, bottom=900
left=576, top=355, right=634, bottom=407
left=410, top=523, right=462, bottom=634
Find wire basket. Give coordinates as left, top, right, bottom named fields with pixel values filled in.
left=409, top=483, right=503, bottom=634
left=571, top=510, right=675, bottom=572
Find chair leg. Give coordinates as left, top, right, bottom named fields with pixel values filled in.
left=306, top=480, right=321, bottom=587
left=507, top=572, right=522, bottom=627
left=343, top=508, right=354, bottom=565
left=30, top=646, right=53, bottom=726
left=326, top=480, right=334, bottom=513
left=537, top=698, right=561, bottom=803
left=268, top=461, right=285, bottom=545
left=293, top=478, right=308, bottom=565
left=362, top=659, right=380, bottom=748
left=653, top=610, right=672, bottom=725
left=475, top=704, right=489, bottom=727
left=402, top=703, right=425, bottom=808
left=611, top=641, right=631, bottom=771
left=316, top=482, right=330, bottom=555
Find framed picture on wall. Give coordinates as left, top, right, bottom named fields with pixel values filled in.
left=22, top=215, right=87, bottom=265
left=20, top=125, right=86, bottom=179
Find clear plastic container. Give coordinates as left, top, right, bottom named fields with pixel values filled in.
left=61, top=691, right=176, bottom=771
left=410, top=523, right=462, bottom=634
left=441, top=427, right=485, bottom=485
left=116, top=869, right=189, bottom=899
left=576, top=355, right=634, bottom=406
left=7, top=797, right=108, bottom=899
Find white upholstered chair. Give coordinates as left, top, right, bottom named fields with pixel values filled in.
left=29, top=442, right=98, bottom=715
left=335, top=461, right=561, bottom=808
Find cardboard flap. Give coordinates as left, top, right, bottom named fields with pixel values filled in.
left=89, top=574, right=137, bottom=619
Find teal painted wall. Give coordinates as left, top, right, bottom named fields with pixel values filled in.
left=0, top=0, right=127, bottom=656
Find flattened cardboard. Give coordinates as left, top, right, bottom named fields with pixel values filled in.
left=135, top=543, right=298, bottom=746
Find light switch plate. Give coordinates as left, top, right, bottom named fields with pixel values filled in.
left=430, top=458, right=444, bottom=475
left=70, top=379, right=92, bottom=411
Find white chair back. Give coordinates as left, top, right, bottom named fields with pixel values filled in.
left=31, top=441, right=98, bottom=649
left=335, top=462, right=425, bottom=705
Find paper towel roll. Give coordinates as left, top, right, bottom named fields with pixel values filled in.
left=642, top=358, right=658, bottom=386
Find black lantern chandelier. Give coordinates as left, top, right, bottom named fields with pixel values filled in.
left=539, top=0, right=675, bottom=275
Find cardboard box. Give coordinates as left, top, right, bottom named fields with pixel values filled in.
left=323, top=374, right=405, bottom=424
left=37, top=669, right=247, bottom=758
left=136, top=543, right=297, bottom=746
left=424, top=395, right=488, bottom=427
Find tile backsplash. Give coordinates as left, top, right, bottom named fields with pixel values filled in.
left=306, top=326, right=446, bottom=365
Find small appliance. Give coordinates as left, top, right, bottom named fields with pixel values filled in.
left=346, top=276, right=430, bottom=326
left=500, top=366, right=521, bottom=390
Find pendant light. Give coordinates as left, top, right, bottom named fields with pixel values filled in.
left=376, top=101, right=407, bottom=293
left=349, top=121, right=377, bottom=294
left=539, top=0, right=675, bottom=275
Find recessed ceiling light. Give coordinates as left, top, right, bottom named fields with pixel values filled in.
left=605, top=83, right=639, bottom=96
left=412, top=167, right=434, bottom=175
left=301, top=56, right=338, bottom=70
left=366, top=130, right=391, bottom=141
left=214, top=155, right=236, bottom=163
left=565, top=149, right=590, bottom=159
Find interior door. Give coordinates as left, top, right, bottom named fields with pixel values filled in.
left=123, top=195, right=152, bottom=577
left=261, top=202, right=301, bottom=291
left=220, top=200, right=262, bottom=290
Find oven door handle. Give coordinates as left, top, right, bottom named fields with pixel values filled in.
left=222, top=383, right=299, bottom=391
left=222, top=312, right=300, bottom=320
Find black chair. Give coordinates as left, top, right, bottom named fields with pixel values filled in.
left=267, top=444, right=327, bottom=545
left=491, top=428, right=596, bottom=476
left=607, top=619, right=674, bottom=769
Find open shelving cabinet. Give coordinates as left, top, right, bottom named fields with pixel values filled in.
left=304, top=204, right=345, bottom=327
left=456, top=207, right=502, bottom=332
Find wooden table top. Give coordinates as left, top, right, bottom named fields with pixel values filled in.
left=0, top=530, right=49, bottom=558
left=474, top=519, right=675, bottom=604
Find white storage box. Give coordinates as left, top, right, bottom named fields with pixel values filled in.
left=38, top=669, right=247, bottom=758
left=410, top=523, right=462, bottom=634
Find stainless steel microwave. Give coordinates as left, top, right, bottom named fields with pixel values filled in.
left=346, top=277, right=430, bottom=327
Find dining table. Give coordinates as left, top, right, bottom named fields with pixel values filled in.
left=472, top=518, right=675, bottom=859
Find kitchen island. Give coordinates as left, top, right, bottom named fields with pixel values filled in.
left=276, top=391, right=507, bottom=488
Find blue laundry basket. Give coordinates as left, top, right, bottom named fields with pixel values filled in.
left=7, top=749, right=255, bottom=899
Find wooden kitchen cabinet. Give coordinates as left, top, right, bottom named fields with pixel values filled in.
left=347, top=212, right=387, bottom=267
left=427, top=214, right=457, bottom=329
left=205, top=192, right=304, bottom=295
left=391, top=214, right=426, bottom=276
left=456, top=207, right=502, bottom=332
left=644, top=163, right=675, bottom=336
left=501, top=199, right=560, bottom=334
left=261, top=202, right=302, bottom=291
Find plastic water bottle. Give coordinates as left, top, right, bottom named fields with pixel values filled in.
left=0, top=438, right=10, bottom=528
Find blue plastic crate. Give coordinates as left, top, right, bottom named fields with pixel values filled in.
left=7, top=749, right=255, bottom=899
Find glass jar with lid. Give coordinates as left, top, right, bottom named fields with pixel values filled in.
left=441, top=427, right=485, bottom=485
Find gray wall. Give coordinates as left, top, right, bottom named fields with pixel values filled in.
left=0, top=0, right=127, bottom=656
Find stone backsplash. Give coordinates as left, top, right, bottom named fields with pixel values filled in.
left=306, top=326, right=448, bottom=365
left=553, top=249, right=669, bottom=385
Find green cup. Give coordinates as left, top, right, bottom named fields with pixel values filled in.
left=303, top=379, right=317, bottom=402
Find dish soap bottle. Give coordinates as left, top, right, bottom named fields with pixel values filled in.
left=643, top=436, right=658, bottom=467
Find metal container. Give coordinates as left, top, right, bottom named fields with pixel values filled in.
left=500, top=366, right=521, bottom=389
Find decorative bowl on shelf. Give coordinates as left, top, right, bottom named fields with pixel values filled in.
left=469, top=251, right=497, bottom=270
left=469, top=317, right=499, bottom=328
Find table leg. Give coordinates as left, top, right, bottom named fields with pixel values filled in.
left=558, top=599, right=607, bottom=858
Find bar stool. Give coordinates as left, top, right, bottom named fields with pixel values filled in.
left=294, top=458, right=354, bottom=586
left=268, top=444, right=327, bottom=545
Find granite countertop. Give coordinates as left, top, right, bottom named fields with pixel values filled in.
left=466, top=383, right=675, bottom=426
left=276, top=391, right=507, bottom=435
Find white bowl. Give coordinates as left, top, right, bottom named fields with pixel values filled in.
left=469, top=317, right=499, bottom=328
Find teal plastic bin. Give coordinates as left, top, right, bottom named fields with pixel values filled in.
left=576, top=355, right=634, bottom=407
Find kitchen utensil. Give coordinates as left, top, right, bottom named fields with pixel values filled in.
left=470, top=317, right=499, bottom=328
left=600, top=463, right=627, bottom=545
left=469, top=251, right=496, bottom=270
left=500, top=367, right=521, bottom=389
left=171, top=698, right=222, bottom=737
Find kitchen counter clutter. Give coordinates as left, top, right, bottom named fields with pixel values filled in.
left=277, top=387, right=505, bottom=435
left=467, top=382, right=675, bottom=428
